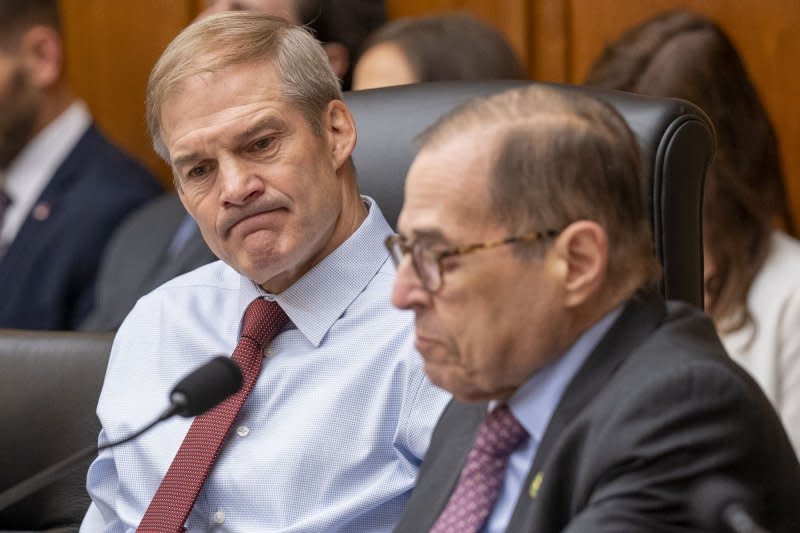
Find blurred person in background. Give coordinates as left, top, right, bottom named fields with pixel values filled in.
left=352, top=12, right=526, bottom=91
left=201, top=0, right=385, bottom=89
left=585, top=9, right=800, bottom=454
left=0, top=0, right=161, bottom=330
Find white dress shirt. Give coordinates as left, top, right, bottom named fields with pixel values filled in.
left=0, top=101, right=91, bottom=248
left=81, top=198, right=451, bottom=532
left=720, top=230, right=800, bottom=454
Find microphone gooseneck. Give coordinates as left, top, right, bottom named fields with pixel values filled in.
left=0, top=355, right=242, bottom=511
left=690, top=476, right=771, bottom=533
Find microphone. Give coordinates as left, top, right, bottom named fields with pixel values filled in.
left=170, top=355, right=243, bottom=417
left=690, top=476, right=771, bottom=533
left=0, top=355, right=242, bottom=511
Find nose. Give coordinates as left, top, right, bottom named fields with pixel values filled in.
left=218, top=156, right=264, bottom=207
left=391, top=256, right=431, bottom=310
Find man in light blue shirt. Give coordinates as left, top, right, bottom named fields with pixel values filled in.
left=81, top=12, right=449, bottom=532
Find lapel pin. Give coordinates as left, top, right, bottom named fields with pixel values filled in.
left=529, top=472, right=543, bottom=499
left=32, top=202, right=51, bottom=221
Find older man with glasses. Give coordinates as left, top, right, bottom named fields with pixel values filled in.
left=388, top=85, right=800, bottom=533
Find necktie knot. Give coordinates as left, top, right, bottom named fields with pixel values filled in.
left=240, top=298, right=287, bottom=347
left=473, top=404, right=527, bottom=458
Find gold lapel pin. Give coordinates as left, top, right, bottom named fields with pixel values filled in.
left=529, top=472, right=543, bottom=498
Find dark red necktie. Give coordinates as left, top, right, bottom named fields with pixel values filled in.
left=138, top=298, right=288, bottom=532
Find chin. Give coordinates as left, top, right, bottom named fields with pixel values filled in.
left=231, top=253, right=282, bottom=284
left=425, top=364, right=484, bottom=402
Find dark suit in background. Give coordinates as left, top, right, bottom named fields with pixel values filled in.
left=0, top=125, right=161, bottom=330
left=80, top=194, right=216, bottom=331
left=395, top=291, right=800, bottom=533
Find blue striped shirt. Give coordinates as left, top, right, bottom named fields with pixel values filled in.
left=81, top=198, right=450, bottom=532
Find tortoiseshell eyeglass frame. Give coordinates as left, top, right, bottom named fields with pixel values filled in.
left=385, top=229, right=560, bottom=292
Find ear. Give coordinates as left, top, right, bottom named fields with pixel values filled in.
left=19, top=26, right=63, bottom=89
left=323, top=42, right=350, bottom=80
left=549, top=221, right=609, bottom=308
left=324, top=99, right=357, bottom=172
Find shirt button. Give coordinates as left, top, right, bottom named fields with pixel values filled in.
left=213, top=509, right=225, bottom=524
left=236, top=425, right=249, bottom=437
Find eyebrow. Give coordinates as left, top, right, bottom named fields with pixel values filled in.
left=405, top=228, right=449, bottom=244
left=172, top=152, right=205, bottom=171
left=232, top=116, right=288, bottom=146
left=171, top=115, right=290, bottom=170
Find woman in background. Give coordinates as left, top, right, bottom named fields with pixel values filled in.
left=586, top=10, right=800, bottom=453
left=352, top=12, right=526, bottom=90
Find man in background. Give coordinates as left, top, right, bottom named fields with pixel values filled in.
left=389, top=85, right=800, bottom=532
left=82, top=13, right=447, bottom=531
left=82, top=0, right=385, bottom=331
left=0, top=0, right=161, bottom=330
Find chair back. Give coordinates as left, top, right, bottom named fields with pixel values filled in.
left=0, top=329, right=113, bottom=532
left=345, top=81, right=714, bottom=306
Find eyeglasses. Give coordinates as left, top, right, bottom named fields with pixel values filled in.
left=385, top=230, right=559, bottom=292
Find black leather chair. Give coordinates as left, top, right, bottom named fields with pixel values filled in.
left=0, top=329, right=113, bottom=532
left=345, top=81, right=714, bottom=307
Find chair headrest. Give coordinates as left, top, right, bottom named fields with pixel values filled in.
left=345, top=81, right=714, bottom=306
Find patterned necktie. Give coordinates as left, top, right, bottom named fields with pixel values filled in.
left=137, top=298, right=288, bottom=533
left=430, top=404, right=528, bottom=533
left=0, top=187, right=11, bottom=255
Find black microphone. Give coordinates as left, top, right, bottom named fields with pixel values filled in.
left=170, top=355, right=243, bottom=416
left=0, top=355, right=242, bottom=511
left=690, top=476, right=771, bottom=533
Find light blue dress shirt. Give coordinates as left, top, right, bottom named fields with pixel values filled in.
left=81, top=198, right=450, bottom=532
left=483, top=306, right=623, bottom=533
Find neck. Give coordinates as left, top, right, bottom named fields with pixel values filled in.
left=33, top=83, right=75, bottom=137
left=566, top=283, right=636, bottom=345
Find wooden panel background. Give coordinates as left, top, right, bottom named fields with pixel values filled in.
left=564, top=0, right=800, bottom=232
left=58, top=0, right=800, bottom=228
left=387, top=0, right=800, bottom=232
left=59, top=0, right=199, bottom=184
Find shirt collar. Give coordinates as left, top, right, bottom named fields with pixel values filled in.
left=498, top=305, right=623, bottom=443
left=237, top=196, right=393, bottom=346
left=1, top=101, right=91, bottom=244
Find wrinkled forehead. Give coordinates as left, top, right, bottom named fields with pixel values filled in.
left=399, top=132, right=500, bottom=240
left=159, top=61, right=292, bottom=153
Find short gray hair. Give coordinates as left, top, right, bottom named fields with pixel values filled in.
left=146, top=11, right=342, bottom=162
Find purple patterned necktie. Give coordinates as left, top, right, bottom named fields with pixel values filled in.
left=430, top=404, right=528, bottom=533
left=137, top=298, right=288, bottom=533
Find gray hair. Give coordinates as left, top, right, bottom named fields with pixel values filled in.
left=146, top=11, right=342, bottom=162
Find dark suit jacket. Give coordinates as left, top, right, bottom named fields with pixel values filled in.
left=396, top=291, right=800, bottom=533
left=0, top=125, right=161, bottom=330
left=79, top=193, right=216, bottom=331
